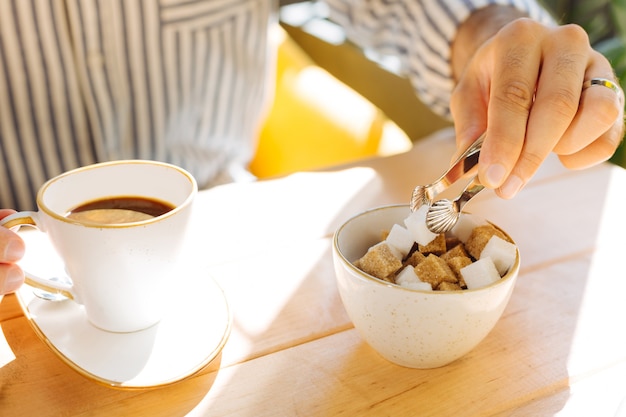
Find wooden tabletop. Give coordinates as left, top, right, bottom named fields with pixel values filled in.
left=2, top=128, right=626, bottom=416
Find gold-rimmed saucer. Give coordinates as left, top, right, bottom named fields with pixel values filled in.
left=14, top=229, right=231, bottom=389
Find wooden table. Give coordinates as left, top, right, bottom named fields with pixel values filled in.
left=2, top=128, right=626, bottom=416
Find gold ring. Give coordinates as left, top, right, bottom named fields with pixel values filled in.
left=583, top=78, right=623, bottom=100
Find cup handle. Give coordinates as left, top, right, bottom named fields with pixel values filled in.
left=1, top=212, right=75, bottom=300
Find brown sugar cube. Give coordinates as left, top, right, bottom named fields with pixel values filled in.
left=404, top=250, right=426, bottom=267
left=441, top=243, right=469, bottom=261
left=418, top=233, right=447, bottom=256
left=437, top=281, right=463, bottom=291
left=357, top=242, right=402, bottom=281
left=465, top=225, right=508, bottom=260
left=414, top=254, right=457, bottom=288
left=446, top=256, right=472, bottom=287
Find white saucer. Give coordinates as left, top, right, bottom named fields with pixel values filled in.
left=14, top=229, right=231, bottom=389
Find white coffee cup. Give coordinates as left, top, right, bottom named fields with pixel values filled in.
left=1, top=160, right=197, bottom=333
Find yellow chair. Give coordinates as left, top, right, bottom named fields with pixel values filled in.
left=249, top=28, right=411, bottom=178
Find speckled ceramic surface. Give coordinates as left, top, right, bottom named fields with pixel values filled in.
left=333, top=205, right=520, bottom=369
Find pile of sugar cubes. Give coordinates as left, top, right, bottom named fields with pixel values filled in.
left=353, top=206, right=517, bottom=291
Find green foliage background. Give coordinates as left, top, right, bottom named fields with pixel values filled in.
left=540, top=0, right=626, bottom=167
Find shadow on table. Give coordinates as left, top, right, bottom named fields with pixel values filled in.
left=3, top=135, right=622, bottom=416
left=193, top=153, right=623, bottom=415
left=0, top=305, right=223, bottom=417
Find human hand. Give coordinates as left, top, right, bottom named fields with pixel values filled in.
left=451, top=8, right=625, bottom=199
left=0, top=209, right=25, bottom=295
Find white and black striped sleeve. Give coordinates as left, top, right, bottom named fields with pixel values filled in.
left=324, top=0, right=555, bottom=118
left=0, top=0, right=274, bottom=210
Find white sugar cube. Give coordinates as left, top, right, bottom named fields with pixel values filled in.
left=403, top=206, right=438, bottom=246
left=401, top=281, right=434, bottom=291
left=480, top=236, right=517, bottom=276
left=395, top=266, right=419, bottom=285
left=395, top=266, right=432, bottom=291
left=461, top=257, right=501, bottom=289
left=451, top=213, right=488, bottom=243
left=385, top=224, right=415, bottom=257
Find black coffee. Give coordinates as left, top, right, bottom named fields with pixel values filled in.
left=67, top=196, right=175, bottom=224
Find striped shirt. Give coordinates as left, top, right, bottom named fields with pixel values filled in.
left=0, top=0, right=552, bottom=210
left=325, top=0, right=554, bottom=117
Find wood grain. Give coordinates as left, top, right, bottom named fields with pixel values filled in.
left=2, top=131, right=626, bottom=416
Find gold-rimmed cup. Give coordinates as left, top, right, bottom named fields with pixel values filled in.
left=1, top=160, right=197, bottom=333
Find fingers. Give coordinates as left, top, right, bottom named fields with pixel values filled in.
left=453, top=18, right=624, bottom=200
left=0, top=210, right=24, bottom=262
left=0, top=209, right=17, bottom=219
left=0, top=226, right=24, bottom=263
left=452, top=19, right=542, bottom=194
left=450, top=41, right=491, bottom=164
left=0, top=209, right=25, bottom=295
left=554, top=73, right=624, bottom=159
left=477, top=20, right=540, bottom=197
left=558, top=115, right=625, bottom=169
left=0, top=264, right=24, bottom=294
left=484, top=23, right=594, bottom=199
left=450, top=76, right=489, bottom=163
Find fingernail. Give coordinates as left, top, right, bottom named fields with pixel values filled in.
left=485, top=164, right=506, bottom=187
left=3, top=266, right=24, bottom=294
left=4, top=239, right=24, bottom=262
left=499, top=175, right=524, bottom=199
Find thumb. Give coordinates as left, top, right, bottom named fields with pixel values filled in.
left=449, top=77, right=489, bottom=163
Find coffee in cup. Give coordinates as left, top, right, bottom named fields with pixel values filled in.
left=66, top=196, right=176, bottom=224
left=1, top=160, right=197, bottom=333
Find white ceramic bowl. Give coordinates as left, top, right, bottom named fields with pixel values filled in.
left=332, top=204, right=520, bottom=368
